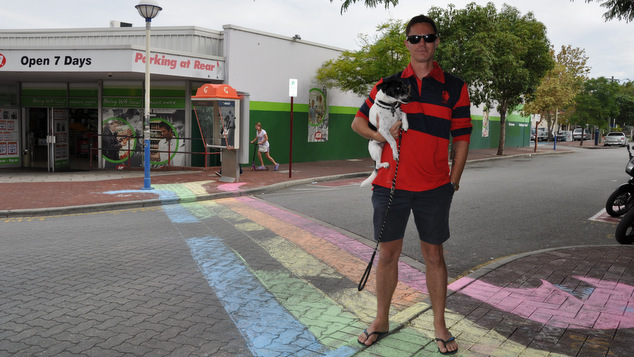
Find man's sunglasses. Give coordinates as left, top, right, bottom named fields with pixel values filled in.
left=406, top=34, right=437, bottom=44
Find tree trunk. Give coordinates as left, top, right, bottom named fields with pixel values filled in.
left=497, top=109, right=507, bottom=156
left=534, top=118, right=542, bottom=153
left=579, top=127, right=585, bottom=147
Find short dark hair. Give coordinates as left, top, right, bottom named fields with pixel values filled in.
left=158, top=121, right=171, bottom=131
left=406, top=15, right=438, bottom=35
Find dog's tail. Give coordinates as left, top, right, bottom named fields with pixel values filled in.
left=360, top=169, right=378, bottom=187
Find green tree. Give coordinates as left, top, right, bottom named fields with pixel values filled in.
left=315, top=20, right=409, bottom=96
left=429, top=3, right=553, bottom=155
left=581, top=0, right=634, bottom=22
left=333, top=0, right=399, bottom=13
left=524, top=45, right=590, bottom=148
left=616, top=81, right=634, bottom=126
left=570, top=77, right=621, bottom=135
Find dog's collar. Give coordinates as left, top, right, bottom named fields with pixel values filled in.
left=375, top=100, right=401, bottom=116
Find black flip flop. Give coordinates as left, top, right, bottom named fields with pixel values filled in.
left=435, top=336, right=458, bottom=355
left=357, top=329, right=389, bottom=346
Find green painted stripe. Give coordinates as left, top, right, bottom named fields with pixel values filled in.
left=251, top=101, right=358, bottom=115
left=330, top=106, right=358, bottom=115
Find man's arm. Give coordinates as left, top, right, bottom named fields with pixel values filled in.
left=449, top=140, right=469, bottom=191
left=351, top=116, right=401, bottom=142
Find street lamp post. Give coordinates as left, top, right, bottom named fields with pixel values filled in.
left=135, top=0, right=162, bottom=190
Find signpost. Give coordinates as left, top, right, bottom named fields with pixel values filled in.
left=289, top=79, right=297, bottom=178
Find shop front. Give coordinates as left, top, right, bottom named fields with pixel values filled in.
left=19, top=84, right=99, bottom=171
left=0, top=26, right=224, bottom=171
left=1, top=80, right=204, bottom=171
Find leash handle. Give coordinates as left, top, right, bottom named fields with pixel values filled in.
left=358, top=242, right=379, bottom=291
left=358, top=128, right=403, bottom=291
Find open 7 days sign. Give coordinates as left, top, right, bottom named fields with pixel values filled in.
left=0, top=50, right=224, bottom=80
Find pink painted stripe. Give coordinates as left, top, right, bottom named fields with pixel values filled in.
left=235, top=196, right=429, bottom=294
left=452, top=276, right=634, bottom=329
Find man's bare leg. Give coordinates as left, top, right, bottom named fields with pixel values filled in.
left=358, top=239, right=403, bottom=346
left=421, top=241, right=458, bottom=354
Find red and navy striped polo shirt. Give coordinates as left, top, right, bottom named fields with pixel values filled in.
left=356, top=61, right=472, bottom=192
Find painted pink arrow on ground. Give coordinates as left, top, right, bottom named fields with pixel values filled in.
left=449, top=275, right=634, bottom=329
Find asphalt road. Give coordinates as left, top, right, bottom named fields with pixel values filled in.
left=257, top=145, right=627, bottom=278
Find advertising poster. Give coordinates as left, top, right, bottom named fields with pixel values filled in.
left=0, top=109, right=20, bottom=166
left=101, top=108, right=186, bottom=168
left=150, top=110, right=186, bottom=167
left=482, top=110, right=490, bottom=138
left=101, top=108, right=143, bottom=169
left=308, top=88, right=328, bottom=142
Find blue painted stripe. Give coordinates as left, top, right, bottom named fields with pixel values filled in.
left=162, top=204, right=199, bottom=223
left=187, top=236, right=335, bottom=357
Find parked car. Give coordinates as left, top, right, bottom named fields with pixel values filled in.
left=604, top=132, right=629, bottom=147
left=531, top=128, right=548, bottom=141
left=573, top=128, right=591, bottom=141
left=553, top=131, right=567, bottom=142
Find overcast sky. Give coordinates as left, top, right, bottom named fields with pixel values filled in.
left=2, top=0, right=633, bottom=82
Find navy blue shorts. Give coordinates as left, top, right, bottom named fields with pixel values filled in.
left=371, top=183, right=454, bottom=245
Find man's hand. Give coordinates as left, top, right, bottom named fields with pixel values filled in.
left=374, top=114, right=402, bottom=142
left=389, top=120, right=402, bottom=139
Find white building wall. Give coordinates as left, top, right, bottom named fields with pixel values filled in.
left=222, top=25, right=363, bottom=107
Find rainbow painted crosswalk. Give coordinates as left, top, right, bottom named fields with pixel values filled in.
left=116, top=181, right=633, bottom=356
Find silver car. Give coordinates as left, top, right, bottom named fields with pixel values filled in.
left=573, top=128, right=591, bottom=141
left=604, top=132, right=629, bottom=147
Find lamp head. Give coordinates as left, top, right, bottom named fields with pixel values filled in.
left=135, top=0, right=162, bottom=21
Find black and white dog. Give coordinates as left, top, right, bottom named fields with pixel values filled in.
left=360, top=77, right=412, bottom=187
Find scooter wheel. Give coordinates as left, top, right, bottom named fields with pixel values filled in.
left=606, top=185, right=634, bottom=217
left=615, top=210, right=634, bottom=244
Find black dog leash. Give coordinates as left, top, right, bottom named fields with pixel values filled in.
left=358, top=128, right=403, bottom=291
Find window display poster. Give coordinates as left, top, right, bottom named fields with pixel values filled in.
left=0, top=109, right=20, bottom=166
left=308, top=88, right=328, bottom=142
left=101, top=108, right=186, bottom=168
left=150, top=113, right=186, bottom=167
left=101, top=108, right=142, bottom=169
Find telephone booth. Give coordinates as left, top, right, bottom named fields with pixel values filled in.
left=192, top=84, right=245, bottom=182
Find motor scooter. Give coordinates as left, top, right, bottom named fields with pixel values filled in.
left=615, top=201, right=634, bottom=244
left=605, top=145, right=634, bottom=217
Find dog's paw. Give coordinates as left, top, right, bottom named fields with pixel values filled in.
left=378, top=162, right=390, bottom=169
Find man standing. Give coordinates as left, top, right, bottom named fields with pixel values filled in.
left=351, top=14, right=472, bottom=355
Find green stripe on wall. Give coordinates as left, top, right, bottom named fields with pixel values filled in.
left=250, top=101, right=358, bottom=115
left=250, top=101, right=306, bottom=112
